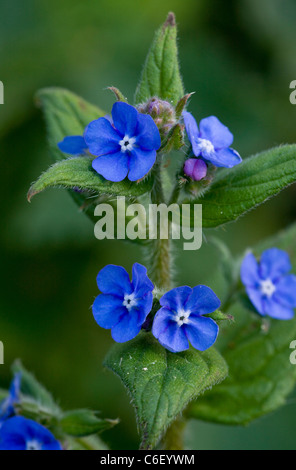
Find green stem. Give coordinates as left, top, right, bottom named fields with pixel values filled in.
left=146, top=156, right=186, bottom=450
left=147, top=157, right=172, bottom=291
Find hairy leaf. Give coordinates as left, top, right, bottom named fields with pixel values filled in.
left=134, top=13, right=184, bottom=105
left=36, top=87, right=105, bottom=162
left=104, top=333, right=228, bottom=450
left=60, top=409, right=119, bottom=437
left=27, top=157, right=153, bottom=201
left=190, top=145, right=296, bottom=228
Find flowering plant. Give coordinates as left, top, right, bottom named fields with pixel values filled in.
left=14, top=12, right=296, bottom=450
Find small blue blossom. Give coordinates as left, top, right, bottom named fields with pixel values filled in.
left=92, top=263, right=154, bottom=343
left=182, top=111, right=242, bottom=168
left=0, top=373, right=21, bottom=427
left=152, top=286, right=220, bottom=353
left=58, top=135, right=89, bottom=156
left=0, top=416, right=62, bottom=450
left=84, top=102, right=161, bottom=182
left=241, top=248, right=296, bottom=320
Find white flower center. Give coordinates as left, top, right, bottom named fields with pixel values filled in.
left=119, top=135, right=136, bottom=153
left=26, top=439, right=42, bottom=450
left=122, top=292, right=137, bottom=311
left=260, top=278, right=276, bottom=298
left=174, top=308, right=191, bottom=327
left=197, top=138, right=215, bottom=154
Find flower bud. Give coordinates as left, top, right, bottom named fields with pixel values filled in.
left=184, top=158, right=207, bottom=181
left=137, top=97, right=176, bottom=136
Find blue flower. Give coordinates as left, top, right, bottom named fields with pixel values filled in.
left=0, top=373, right=21, bottom=426
left=182, top=111, right=242, bottom=168
left=152, top=286, right=220, bottom=353
left=58, top=135, right=89, bottom=156
left=84, top=102, right=161, bottom=182
left=241, top=248, right=296, bottom=320
left=92, top=263, right=154, bottom=343
left=0, top=416, right=62, bottom=450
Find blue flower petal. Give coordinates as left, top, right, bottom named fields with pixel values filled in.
left=96, top=265, right=133, bottom=297
left=260, top=248, right=292, bottom=281
left=152, top=308, right=189, bottom=352
left=0, top=416, right=61, bottom=450
left=92, top=151, right=129, bottom=182
left=111, top=311, right=143, bottom=343
left=128, top=148, right=156, bottom=181
left=160, top=286, right=192, bottom=313
left=241, top=252, right=260, bottom=287
left=133, top=293, right=154, bottom=322
left=84, top=117, right=120, bottom=157
left=184, top=315, right=218, bottom=351
left=0, top=373, right=21, bottom=424
left=206, top=148, right=242, bottom=168
left=58, top=136, right=88, bottom=156
left=92, top=294, right=126, bottom=329
left=183, top=111, right=199, bottom=147
left=199, top=116, right=233, bottom=150
left=112, top=102, right=138, bottom=137
left=184, top=285, right=221, bottom=316
left=274, top=275, right=296, bottom=308
left=131, top=263, right=154, bottom=298
left=246, top=286, right=265, bottom=315
left=262, top=297, right=295, bottom=320
left=136, top=114, right=161, bottom=150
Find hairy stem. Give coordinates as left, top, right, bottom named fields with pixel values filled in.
left=147, top=157, right=172, bottom=291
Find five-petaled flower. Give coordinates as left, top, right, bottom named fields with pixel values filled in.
left=241, top=248, right=296, bottom=320
left=182, top=111, right=242, bottom=168
left=0, top=416, right=62, bottom=450
left=92, top=263, right=154, bottom=342
left=0, top=373, right=21, bottom=427
left=84, top=102, right=161, bottom=182
left=152, top=285, right=220, bottom=353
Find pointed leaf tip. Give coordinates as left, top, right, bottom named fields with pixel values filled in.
left=164, top=12, right=176, bottom=27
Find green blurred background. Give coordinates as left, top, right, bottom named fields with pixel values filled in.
left=1, top=0, right=296, bottom=450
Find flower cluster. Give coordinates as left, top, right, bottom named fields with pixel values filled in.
left=92, top=263, right=221, bottom=353
left=182, top=111, right=242, bottom=181
left=0, top=374, right=61, bottom=450
left=241, top=248, right=296, bottom=320
left=58, top=102, right=161, bottom=182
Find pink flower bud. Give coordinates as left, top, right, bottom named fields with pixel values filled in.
left=184, top=158, right=207, bottom=181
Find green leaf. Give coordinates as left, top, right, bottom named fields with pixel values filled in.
left=12, top=361, right=60, bottom=416
left=134, top=13, right=184, bottom=105
left=35, top=87, right=105, bottom=162
left=104, top=332, right=228, bottom=450
left=27, top=157, right=153, bottom=201
left=187, top=222, right=296, bottom=425
left=67, top=434, right=109, bottom=451
left=189, top=145, right=296, bottom=228
left=59, top=409, right=119, bottom=437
